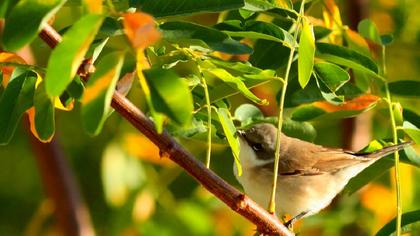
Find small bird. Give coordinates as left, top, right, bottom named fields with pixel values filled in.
left=234, top=123, right=412, bottom=226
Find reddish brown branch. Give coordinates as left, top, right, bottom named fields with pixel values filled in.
left=39, top=24, right=293, bottom=236
left=27, top=125, right=94, bottom=236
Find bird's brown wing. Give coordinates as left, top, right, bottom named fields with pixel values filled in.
left=260, top=140, right=369, bottom=176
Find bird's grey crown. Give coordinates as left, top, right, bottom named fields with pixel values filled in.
left=239, top=123, right=278, bottom=160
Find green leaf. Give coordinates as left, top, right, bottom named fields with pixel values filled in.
left=91, top=37, right=109, bottom=63
left=217, top=20, right=294, bottom=47
left=216, top=107, right=241, bottom=176
left=316, top=42, right=379, bottom=77
left=313, top=26, right=332, bottom=40
left=204, top=68, right=268, bottom=105
left=388, top=80, right=420, bottom=97
left=357, top=19, right=381, bottom=44
left=314, top=62, right=350, bottom=92
left=66, top=76, right=85, bottom=100
left=45, top=14, right=104, bottom=97
left=131, top=0, right=244, bottom=18
left=82, top=52, right=124, bottom=136
left=234, top=103, right=264, bottom=124
left=250, top=40, right=290, bottom=69
left=33, top=82, right=55, bottom=141
left=143, top=68, right=194, bottom=126
left=402, top=121, right=420, bottom=144
left=376, top=210, right=420, bottom=236
left=298, top=19, right=315, bottom=88
left=0, top=68, right=36, bottom=144
left=2, top=0, right=66, bottom=51
left=380, top=34, right=394, bottom=45
left=160, top=21, right=252, bottom=55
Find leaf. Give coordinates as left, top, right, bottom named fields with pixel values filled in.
left=403, top=109, right=420, bottom=128
left=84, top=0, right=102, bottom=13
left=298, top=19, right=315, bottom=88
left=216, top=20, right=294, bottom=47
left=66, top=76, right=85, bottom=100
left=2, top=0, right=66, bottom=51
left=82, top=52, right=124, bottom=135
left=216, top=107, right=241, bottom=176
left=204, top=68, right=268, bottom=105
left=402, top=121, right=420, bottom=144
left=130, top=0, right=244, bottom=18
left=376, top=210, right=420, bottom=236
left=250, top=40, right=290, bottom=69
left=0, top=68, right=36, bottom=144
left=314, top=62, right=350, bottom=92
left=357, top=19, right=381, bottom=44
left=160, top=21, right=252, bottom=55
left=316, top=42, right=379, bottom=77
left=123, top=12, right=161, bottom=49
left=91, top=37, right=109, bottom=63
left=30, top=82, right=55, bottom=142
left=143, top=68, right=194, bottom=126
left=291, top=94, right=379, bottom=121
left=313, top=26, right=332, bottom=40
left=388, top=80, right=420, bottom=97
left=45, top=14, right=103, bottom=97
left=234, top=103, right=264, bottom=123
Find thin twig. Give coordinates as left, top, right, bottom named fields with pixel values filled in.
left=39, top=24, right=293, bottom=236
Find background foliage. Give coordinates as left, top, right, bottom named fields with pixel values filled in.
left=0, top=0, right=420, bottom=235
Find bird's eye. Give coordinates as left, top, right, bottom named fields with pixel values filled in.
left=252, top=143, right=263, bottom=152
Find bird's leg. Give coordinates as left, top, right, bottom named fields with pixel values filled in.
left=284, top=211, right=308, bottom=229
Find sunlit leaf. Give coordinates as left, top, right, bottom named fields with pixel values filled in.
left=217, top=107, right=241, bottom=176
left=298, top=19, right=315, bottom=88
left=131, top=0, right=244, bottom=18
left=2, top=0, right=66, bottom=51
left=0, top=68, right=36, bottom=144
left=402, top=121, right=420, bottom=144
left=376, top=210, right=420, bottom=236
left=82, top=52, right=124, bottom=136
left=0, top=52, right=27, bottom=86
left=45, top=14, right=103, bottom=97
left=204, top=68, right=268, bottom=105
left=143, top=68, right=194, bottom=126
left=234, top=103, right=263, bottom=124
left=316, top=42, right=379, bottom=77
left=84, top=0, right=102, bottom=13
left=123, top=12, right=161, bottom=49
left=160, top=21, right=253, bottom=55
left=91, top=37, right=109, bottom=63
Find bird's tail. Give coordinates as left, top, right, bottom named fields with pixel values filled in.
left=359, top=141, right=413, bottom=159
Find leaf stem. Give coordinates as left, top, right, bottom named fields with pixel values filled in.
left=201, top=76, right=212, bottom=168
left=382, top=45, right=402, bottom=236
left=268, top=0, right=306, bottom=214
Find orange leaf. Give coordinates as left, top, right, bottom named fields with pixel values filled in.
left=0, top=52, right=27, bottom=86
left=314, top=94, right=379, bottom=112
left=123, top=12, right=161, bottom=49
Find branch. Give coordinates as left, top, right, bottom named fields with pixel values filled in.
left=39, top=24, right=293, bottom=236
left=27, top=121, right=95, bottom=236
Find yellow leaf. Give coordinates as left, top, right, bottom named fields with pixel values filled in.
left=123, top=12, right=161, bottom=49
left=84, top=0, right=102, bottom=13
left=132, top=190, right=155, bottom=223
